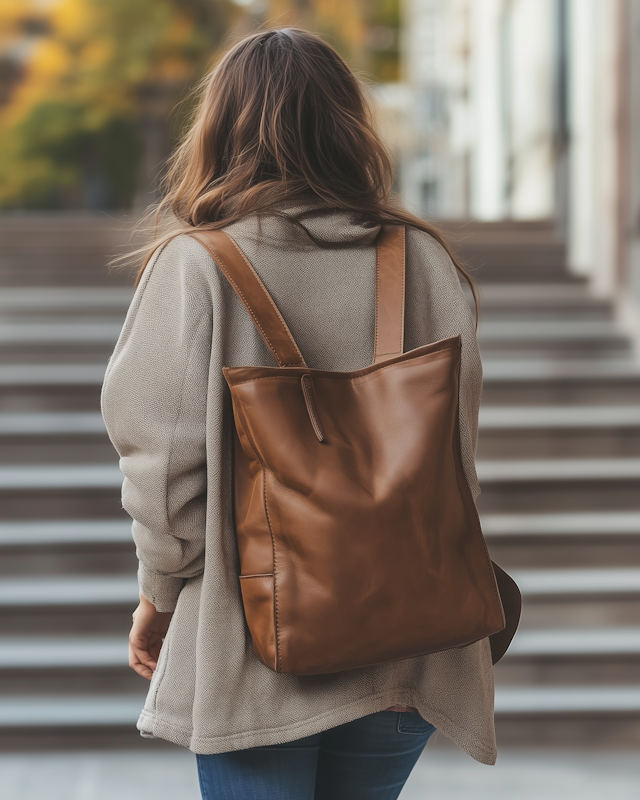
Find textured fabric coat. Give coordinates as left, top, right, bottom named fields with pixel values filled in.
left=101, top=209, right=496, bottom=764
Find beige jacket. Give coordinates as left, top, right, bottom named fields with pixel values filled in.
left=101, top=209, right=496, bottom=764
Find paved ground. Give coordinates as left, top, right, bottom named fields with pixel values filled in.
left=405, top=747, right=640, bottom=799
left=2, top=746, right=640, bottom=799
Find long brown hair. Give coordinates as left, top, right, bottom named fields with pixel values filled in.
left=131, top=27, right=477, bottom=311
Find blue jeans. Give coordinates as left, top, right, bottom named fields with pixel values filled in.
left=196, top=710, right=436, bottom=800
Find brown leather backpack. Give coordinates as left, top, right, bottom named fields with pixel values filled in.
left=191, top=225, right=521, bottom=676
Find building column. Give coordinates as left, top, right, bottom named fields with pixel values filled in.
left=568, top=0, right=622, bottom=294
left=469, top=0, right=506, bottom=219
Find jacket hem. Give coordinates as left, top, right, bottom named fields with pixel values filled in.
left=136, top=688, right=497, bottom=765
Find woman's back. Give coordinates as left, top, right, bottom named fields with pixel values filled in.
left=100, top=26, right=505, bottom=799
left=224, top=210, right=382, bottom=373
left=102, top=207, right=491, bottom=762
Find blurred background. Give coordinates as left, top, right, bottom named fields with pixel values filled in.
left=1, top=1, right=640, bottom=798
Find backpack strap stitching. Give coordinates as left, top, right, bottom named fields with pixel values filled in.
left=372, top=226, right=406, bottom=364
left=189, top=231, right=306, bottom=368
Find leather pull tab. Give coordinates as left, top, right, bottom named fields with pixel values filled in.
left=301, top=375, right=325, bottom=443
left=373, top=226, right=406, bottom=365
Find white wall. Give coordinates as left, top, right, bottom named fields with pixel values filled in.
left=616, top=0, right=640, bottom=356
left=400, top=0, right=629, bottom=279
left=469, top=0, right=555, bottom=220
left=568, top=0, right=622, bottom=295
left=469, top=0, right=506, bottom=219
left=401, top=0, right=456, bottom=217
left=507, top=0, right=555, bottom=218
left=401, top=0, right=557, bottom=221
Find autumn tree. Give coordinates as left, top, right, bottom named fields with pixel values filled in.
left=0, top=0, right=237, bottom=209
left=267, top=0, right=400, bottom=81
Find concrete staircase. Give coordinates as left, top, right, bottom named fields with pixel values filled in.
left=444, top=221, right=640, bottom=747
left=1, top=215, right=639, bottom=748
left=0, top=216, right=142, bottom=749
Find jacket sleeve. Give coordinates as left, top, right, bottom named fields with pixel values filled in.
left=406, top=228, right=483, bottom=501
left=101, top=237, right=213, bottom=612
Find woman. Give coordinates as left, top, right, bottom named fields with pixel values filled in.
left=102, top=28, right=494, bottom=800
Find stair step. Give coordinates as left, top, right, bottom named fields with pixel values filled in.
left=0, top=323, right=122, bottom=345
left=482, top=360, right=639, bottom=381
left=481, top=374, right=640, bottom=407
left=478, top=283, right=599, bottom=303
left=0, top=520, right=130, bottom=546
left=507, top=628, right=640, bottom=657
left=0, top=695, right=144, bottom=726
left=437, top=283, right=609, bottom=324
left=0, top=364, right=106, bottom=386
left=479, top=406, right=640, bottom=429
left=479, top=320, right=620, bottom=340
left=0, top=636, right=126, bottom=667
left=0, top=576, right=138, bottom=606
left=0, top=287, right=131, bottom=313
left=482, top=511, right=640, bottom=537
left=478, top=323, right=630, bottom=359
left=0, top=465, right=121, bottom=489
left=512, top=568, right=640, bottom=596
left=0, top=413, right=105, bottom=435
left=477, top=457, right=640, bottom=509
left=494, top=686, right=640, bottom=714
left=477, top=457, right=640, bottom=482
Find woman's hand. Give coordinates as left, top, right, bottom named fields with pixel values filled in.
left=129, top=594, right=173, bottom=680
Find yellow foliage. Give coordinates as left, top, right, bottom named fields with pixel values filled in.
left=1, top=0, right=206, bottom=129
left=0, top=0, right=42, bottom=47
left=268, top=0, right=366, bottom=62
left=265, top=0, right=398, bottom=76
left=0, top=0, right=220, bottom=206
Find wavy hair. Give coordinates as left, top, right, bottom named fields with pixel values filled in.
left=129, top=27, right=476, bottom=312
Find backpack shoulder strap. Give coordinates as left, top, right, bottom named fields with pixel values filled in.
left=373, top=225, right=406, bottom=365
left=190, top=225, right=405, bottom=369
left=189, top=230, right=307, bottom=368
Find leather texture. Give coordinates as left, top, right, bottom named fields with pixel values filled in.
left=191, top=226, right=517, bottom=676
left=489, top=562, right=522, bottom=664
left=373, top=226, right=406, bottom=363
